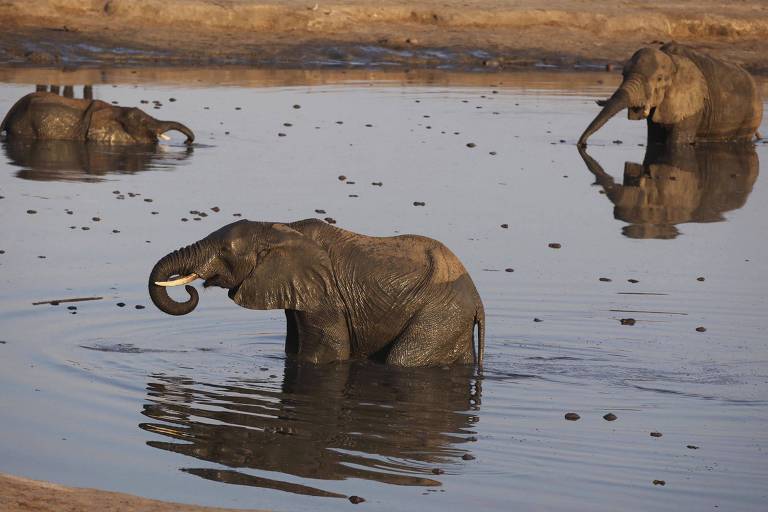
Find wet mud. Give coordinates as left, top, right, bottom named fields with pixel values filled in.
left=0, top=70, right=767, bottom=511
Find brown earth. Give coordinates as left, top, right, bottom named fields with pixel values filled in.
left=0, top=473, right=270, bottom=512
left=1, top=0, right=768, bottom=73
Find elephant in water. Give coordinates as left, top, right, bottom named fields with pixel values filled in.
left=578, top=144, right=759, bottom=239
left=1, top=92, right=194, bottom=144
left=578, top=43, right=763, bottom=146
left=149, top=219, right=485, bottom=367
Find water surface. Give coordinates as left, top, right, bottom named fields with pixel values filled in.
left=0, top=69, right=767, bottom=511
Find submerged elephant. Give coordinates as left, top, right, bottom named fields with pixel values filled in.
left=578, top=144, right=759, bottom=238
left=1, top=92, right=194, bottom=144
left=149, top=219, right=485, bottom=367
left=578, top=43, right=763, bottom=146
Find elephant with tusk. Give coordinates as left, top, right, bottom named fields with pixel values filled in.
left=578, top=43, right=763, bottom=147
left=1, top=92, right=194, bottom=144
left=149, top=219, right=485, bottom=367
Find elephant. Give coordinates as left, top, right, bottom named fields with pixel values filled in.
left=140, top=361, right=481, bottom=497
left=148, top=219, right=485, bottom=367
left=3, top=138, right=194, bottom=183
left=578, top=143, right=759, bottom=239
left=578, top=43, right=763, bottom=146
left=0, top=92, right=194, bottom=144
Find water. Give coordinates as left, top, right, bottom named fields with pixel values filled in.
left=0, top=69, right=767, bottom=511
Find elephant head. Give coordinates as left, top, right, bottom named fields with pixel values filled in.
left=578, top=47, right=707, bottom=146
left=148, top=220, right=334, bottom=316
left=90, top=106, right=195, bottom=145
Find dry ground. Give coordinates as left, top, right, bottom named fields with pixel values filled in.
left=1, top=0, right=768, bottom=72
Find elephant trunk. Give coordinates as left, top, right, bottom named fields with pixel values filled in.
left=148, top=242, right=207, bottom=315
left=578, top=88, right=630, bottom=147
left=157, top=121, right=195, bottom=144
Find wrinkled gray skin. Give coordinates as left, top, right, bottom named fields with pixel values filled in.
left=579, top=43, right=763, bottom=146
left=149, top=219, right=485, bottom=367
left=1, top=92, right=194, bottom=144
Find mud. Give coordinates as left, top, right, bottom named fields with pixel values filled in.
left=2, top=1, right=768, bottom=72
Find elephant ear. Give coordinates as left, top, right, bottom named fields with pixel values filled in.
left=231, top=224, right=335, bottom=312
left=652, top=55, right=708, bottom=125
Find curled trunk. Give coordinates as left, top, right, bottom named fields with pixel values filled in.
left=148, top=242, right=206, bottom=315
left=157, top=121, right=195, bottom=144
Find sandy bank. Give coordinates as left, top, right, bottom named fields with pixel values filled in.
left=1, top=0, right=768, bottom=72
left=0, top=473, right=270, bottom=512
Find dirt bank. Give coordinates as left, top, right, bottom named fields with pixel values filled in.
left=0, top=473, right=270, bottom=512
left=1, top=0, right=768, bottom=72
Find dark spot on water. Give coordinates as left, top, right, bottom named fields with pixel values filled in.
left=233, top=213, right=242, bottom=217
left=80, top=343, right=186, bottom=354
left=431, top=468, right=445, bottom=475
left=283, top=122, right=292, bottom=127
left=687, top=445, right=700, bottom=450
left=620, top=318, right=636, bottom=326
left=81, top=227, right=90, bottom=231
left=548, top=243, right=561, bottom=249
left=628, top=279, right=639, bottom=283
left=564, top=412, right=580, bottom=421
left=533, top=318, right=542, bottom=322
left=211, top=207, right=220, bottom=212
left=466, top=142, right=476, bottom=148
left=599, top=277, right=612, bottom=282
left=346, top=181, right=356, bottom=185
left=293, top=104, right=301, bottom=109
left=324, top=217, right=336, bottom=224
left=489, top=151, right=497, bottom=155
left=112, top=229, right=120, bottom=233
left=349, top=194, right=358, bottom=198
left=349, top=496, right=366, bottom=504
left=37, top=255, right=46, bottom=259
left=650, top=432, right=662, bottom=438
left=603, top=413, right=617, bottom=421
left=338, top=175, right=347, bottom=181
left=413, top=201, right=426, bottom=206
left=371, top=182, right=383, bottom=186
left=652, top=480, right=666, bottom=486
left=500, top=223, right=508, bottom=229
left=67, top=306, right=76, bottom=310
left=27, top=210, right=37, bottom=214
left=113, top=190, right=120, bottom=194
left=612, top=140, right=623, bottom=144
left=278, top=133, right=286, bottom=137
left=235, top=107, right=241, bottom=110
left=169, top=98, right=176, bottom=102
left=505, top=268, right=514, bottom=272
left=135, top=305, right=145, bottom=310
left=461, top=453, right=475, bottom=460
left=365, top=124, right=373, bottom=127
left=181, top=218, right=188, bottom=222
left=315, top=209, right=326, bottom=214
left=697, top=277, right=705, bottom=281
left=696, top=326, right=707, bottom=332
left=144, top=198, right=153, bottom=203
left=116, top=302, right=125, bottom=307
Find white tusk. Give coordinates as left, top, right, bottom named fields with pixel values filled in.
left=159, top=133, right=171, bottom=141
left=154, top=273, right=199, bottom=287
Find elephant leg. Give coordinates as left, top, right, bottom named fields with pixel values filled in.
left=667, top=114, right=702, bottom=145
left=387, top=306, right=474, bottom=367
left=285, top=309, right=299, bottom=355
left=292, top=310, right=350, bottom=364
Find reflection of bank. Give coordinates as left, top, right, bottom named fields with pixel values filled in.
left=579, top=144, right=759, bottom=239
left=140, top=360, right=481, bottom=498
left=3, top=139, right=194, bottom=182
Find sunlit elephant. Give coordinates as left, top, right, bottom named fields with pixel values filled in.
left=578, top=144, right=759, bottom=238
left=3, top=138, right=194, bottom=182
left=140, top=360, right=481, bottom=497
left=149, top=219, right=485, bottom=367
left=578, top=43, right=763, bottom=146
left=1, top=92, right=194, bottom=144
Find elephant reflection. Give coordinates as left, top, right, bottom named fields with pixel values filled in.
left=139, top=360, right=481, bottom=498
left=579, top=144, right=759, bottom=239
left=35, top=84, right=92, bottom=99
left=3, top=138, right=193, bottom=182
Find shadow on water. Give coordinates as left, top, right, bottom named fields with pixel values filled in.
left=579, top=144, right=759, bottom=239
left=2, top=138, right=194, bottom=182
left=139, top=360, right=482, bottom=498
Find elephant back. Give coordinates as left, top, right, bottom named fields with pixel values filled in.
left=662, top=43, right=762, bottom=140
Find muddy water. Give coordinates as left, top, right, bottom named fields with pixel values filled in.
left=0, top=70, right=767, bottom=511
